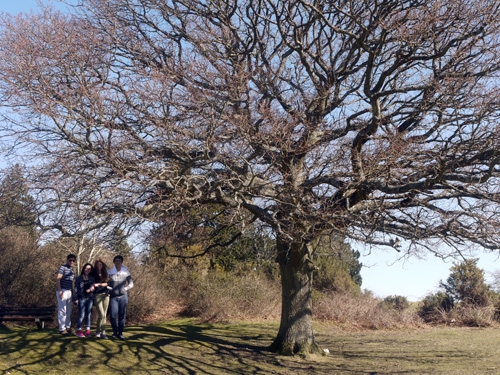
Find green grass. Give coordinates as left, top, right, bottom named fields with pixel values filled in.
left=1, top=320, right=500, bottom=374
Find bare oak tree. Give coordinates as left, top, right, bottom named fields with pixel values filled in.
left=1, top=0, right=500, bottom=354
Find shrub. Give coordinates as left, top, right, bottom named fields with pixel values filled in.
left=313, top=290, right=424, bottom=329
left=440, top=258, right=493, bottom=307
left=382, top=295, right=410, bottom=311
left=313, top=254, right=361, bottom=295
left=451, top=304, right=496, bottom=327
left=418, top=292, right=454, bottom=323
left=124, top=258, right=173, bottom=323
left=0, top=227, right=55, bottom=306
left=176, top=270, right=281, bottom=321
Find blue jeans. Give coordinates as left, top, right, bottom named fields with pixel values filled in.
left=109, top=294, right=128, bottom=335
left=76, top=297, right=93, bottom=330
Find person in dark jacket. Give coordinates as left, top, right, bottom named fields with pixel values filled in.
left=73, top=263, right=95, bottom=338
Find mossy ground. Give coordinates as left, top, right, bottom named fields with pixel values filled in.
left=1, top=319, right=499, bottom=374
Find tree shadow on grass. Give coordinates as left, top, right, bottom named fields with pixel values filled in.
left=0, top=322, right=338, bottom=374
left=133, top=322, right=270, bottom=351
left=123, top=322, right=284, bottom=374
left=4, top=322, right=499, bottom=375
left=0, top=323, right=417, bottom=375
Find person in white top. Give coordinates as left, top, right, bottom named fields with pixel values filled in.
left=108, top=255, right=134, bottom=340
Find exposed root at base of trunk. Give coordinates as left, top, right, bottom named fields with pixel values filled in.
left=268, top=339, right=322, bottom=356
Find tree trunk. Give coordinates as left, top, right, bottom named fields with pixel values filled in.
left=269, top=240, right=321, bottom=355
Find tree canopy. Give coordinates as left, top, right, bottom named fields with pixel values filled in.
left=1, top=0, right=500, bottom=354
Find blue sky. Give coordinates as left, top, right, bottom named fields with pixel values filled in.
left=1, top=0, right=47, bottom=14
left=3, top=0, right=500, bottom=302
left=360, top=246, right=500, bottom=301
left=1, top=0, right=74, bottom=15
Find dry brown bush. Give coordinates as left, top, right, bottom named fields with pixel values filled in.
left=155, top=268, right=425, bottom=329
left=121, top=259, right=174, bottom=323
left=444, top=304, right=496, bottom=327
left=418, top=306, right=450, bottom=325
left=5, top=241, right=499, bottom=332
left=0, top=227, right=57, bottom=306
left=169, top=270, right=281, bottom=322
left=313, top=291, right=425, bottom=329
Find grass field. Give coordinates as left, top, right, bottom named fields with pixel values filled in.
left=1, top=319, right=500, bottom=374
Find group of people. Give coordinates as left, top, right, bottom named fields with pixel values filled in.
left=55, top=253, right=134, bottom=340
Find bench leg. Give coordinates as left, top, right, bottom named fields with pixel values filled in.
left=35, top=319, right=42, bottom=330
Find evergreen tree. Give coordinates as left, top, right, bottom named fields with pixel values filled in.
left=440, top=259, right=492, bottom=307
left=109, top=228, right=132, bottom=258
left=0, top=165, right=41, bottom=305
left=0, top=165, right=37, bottom=231
left=313, top=233, right=362, bottom=293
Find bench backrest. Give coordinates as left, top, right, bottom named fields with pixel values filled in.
left=0, top=305, right=57, bottom=316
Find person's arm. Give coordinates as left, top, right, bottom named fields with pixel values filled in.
left=56, top=271, right=64, bottom=299
left=73, top=278, right=81, bottom=302
left=124, top=275, right=134, bottom=292
left=100, top=276, right=108, bottom=287
left=87, top=277, right=96, bottom=293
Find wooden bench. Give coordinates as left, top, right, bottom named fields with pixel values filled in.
left=0, top=305, right=57, bottom=329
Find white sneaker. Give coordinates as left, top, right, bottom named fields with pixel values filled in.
left=95, top=332, right=101, bottom=338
